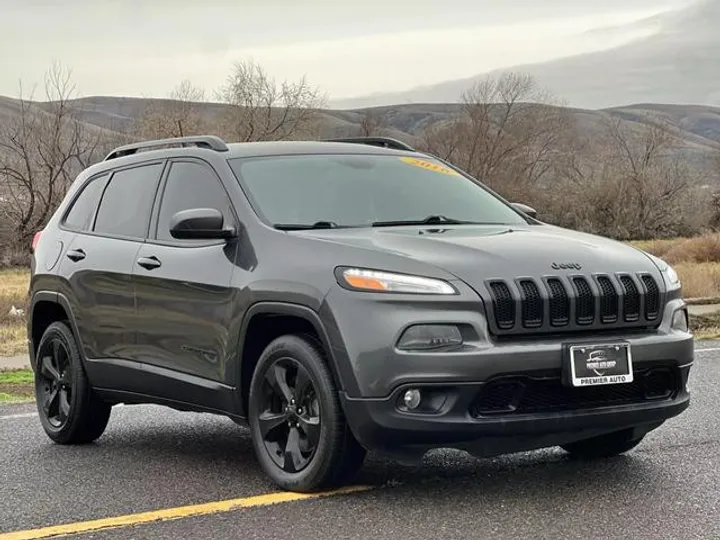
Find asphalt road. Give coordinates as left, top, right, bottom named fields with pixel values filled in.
left=1, top=346, right=719, bottom=540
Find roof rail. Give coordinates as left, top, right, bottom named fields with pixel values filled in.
left=324, top=137, right=416, bottom=152
left=104, top=135, right=229, bottom=161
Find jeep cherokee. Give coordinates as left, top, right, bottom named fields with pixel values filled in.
left=27, top=135, right=693, bottom=492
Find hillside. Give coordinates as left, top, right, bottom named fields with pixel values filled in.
left=333, top=0, right=720, bottom=110
left=1, top=95, right=719, bottom=180
left=43, top=96, right=720, bottom=147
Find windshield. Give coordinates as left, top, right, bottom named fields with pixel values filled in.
left=228, top=154, right=528, bottom=228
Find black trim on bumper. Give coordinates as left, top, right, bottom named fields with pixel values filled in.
left=341, top=364, right=691, bottom=463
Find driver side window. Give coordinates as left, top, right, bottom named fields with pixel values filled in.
left=156, top=161, right=234, bottom=242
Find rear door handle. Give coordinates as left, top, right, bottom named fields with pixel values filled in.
left=66, top=249, right=86, bottom=262
left=137, top=256, right=162, bottom=270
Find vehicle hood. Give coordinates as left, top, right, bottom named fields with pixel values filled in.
left=299, top=224, right=661, bottom=286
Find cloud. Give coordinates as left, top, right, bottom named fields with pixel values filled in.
left=0, top=2, right=687, bottom=99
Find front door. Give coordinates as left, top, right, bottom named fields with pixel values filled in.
left=132, top=159, right=239, bottom=384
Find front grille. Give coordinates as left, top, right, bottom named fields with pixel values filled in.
left=641, top=274, right=660, bottom=320
left=485, top=273, right=662, bottom=335
left=619, top=275, right=641, bottom=322
left=519, top=280, right=543, bottom=329
left=547, top=278, right=570, bottom=327
left=597, top=276, right=619, bottom=324
left=470, top=367, right=678, bottom=417
left=489, top=281, right=515, bottom=329
left=572, top=277, right=595, bottom=325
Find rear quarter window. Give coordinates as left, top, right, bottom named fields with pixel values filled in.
left=62, top=174, right=110, bottom=231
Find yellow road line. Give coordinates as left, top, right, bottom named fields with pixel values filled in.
left=0, top=485, right=372, bottom=540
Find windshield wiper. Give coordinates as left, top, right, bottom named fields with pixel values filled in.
left=372, top=215, right=477, bottom=227
left=274, top=221, right=343, bottom=231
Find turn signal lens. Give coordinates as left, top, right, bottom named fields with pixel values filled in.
left=671, top=309, right=689, bottom=332
left=340, top=268, right=456, bottom=295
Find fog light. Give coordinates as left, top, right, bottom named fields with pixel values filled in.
left=397, top=325, right=463, bottom=351
left=672, top=309, right=689, bottom=332
left=403, top=389, right=422, bottom=410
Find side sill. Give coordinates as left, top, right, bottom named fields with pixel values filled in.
left=93, top=388, right=246, bottom=423
left=84, top=357, right=240, bottom=415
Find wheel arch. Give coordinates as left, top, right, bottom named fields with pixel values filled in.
left=29, top=291, right=81, bottom=369
left=236, top=302, right=347, bottom=417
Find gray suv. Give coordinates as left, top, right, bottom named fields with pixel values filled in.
left=28, top=135, right=693, bottom=492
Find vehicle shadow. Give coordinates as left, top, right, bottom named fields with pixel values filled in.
left=44, top=406, right=674, bottom=500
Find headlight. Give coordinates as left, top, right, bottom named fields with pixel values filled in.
left=338, top=267, right=457, bottom=294
left=648, top=254, right=681, bottom=291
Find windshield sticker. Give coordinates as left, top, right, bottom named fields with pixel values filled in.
left=399, top=157, right=460, bottom=177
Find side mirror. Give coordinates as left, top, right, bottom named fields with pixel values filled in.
left=511, top=203, right=538, bottom=219
left=169, top=208, right=236, bottom=240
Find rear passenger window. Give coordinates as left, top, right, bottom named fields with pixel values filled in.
left=94, top=163, right=163, bottom=239
left=156, top=161, right=233, bottom=241
left=63, top=174, right=109, bottom=231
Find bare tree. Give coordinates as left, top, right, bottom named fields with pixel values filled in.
left=217, top=60, right=325, bottom=142
left=0, top=63, right=106, bottom=249
left=137, top=79, right=207, bottom=139
left=357, top=110, right=386, bottom=137
left=552, top=116, right=700, bottom=239
left=418, top=73, right=571, bottom=201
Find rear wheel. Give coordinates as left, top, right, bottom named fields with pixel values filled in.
left=34, top=322, right=111, bottom=444
left=561, top=429, right=644, bottom=459
left=248, top=334, right=365, bottom=492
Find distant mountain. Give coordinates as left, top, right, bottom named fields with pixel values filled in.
left=332, top=0, right=720, bottom=109
left=1, top=96, right=719, bottom=180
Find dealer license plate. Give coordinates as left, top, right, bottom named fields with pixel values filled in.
left=568, top=343, right=633, bottom=387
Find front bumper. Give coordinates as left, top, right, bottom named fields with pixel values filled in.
left=341, top=364, right=691, bottom=462
left=324, top=286, right=693, bottom=460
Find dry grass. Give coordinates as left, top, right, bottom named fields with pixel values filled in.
left=0, top=269, right=29, bottom=357
left=672, top=263, right=720, bottom=299
left=631, top=234, right=720, bottom=265
left=631, top=234, right=720, bottom=299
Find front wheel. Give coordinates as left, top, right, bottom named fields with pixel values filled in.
left=248, top=334, right=365, bottom=492
left=561, top=429, right=644, bottom=459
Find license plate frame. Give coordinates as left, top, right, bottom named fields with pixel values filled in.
left=565, top=343, right=634, bottom=388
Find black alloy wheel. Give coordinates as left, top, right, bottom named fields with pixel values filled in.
left=258, top=358, right=321, bottom=473
left=37, top=336, right=74, bottom=428
left=248, top=334, right=366, bottom=492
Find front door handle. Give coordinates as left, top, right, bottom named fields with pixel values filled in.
left=66, top=249, right=86, bottom=262
left=137, top=256, right=162, bottom=270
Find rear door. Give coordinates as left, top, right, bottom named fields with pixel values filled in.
left=58, top=161, right=164, bottom=362
left=132, top=158, right=238, bottom=383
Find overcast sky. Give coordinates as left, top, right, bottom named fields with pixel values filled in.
left=0, top=0, right=696, bottom=101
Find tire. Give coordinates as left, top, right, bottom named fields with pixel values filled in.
left=248, top=334, right=366, bottom=492
left=561, top=429, right=644, bottom=459
left=34, top=321, right=111, bottom=444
